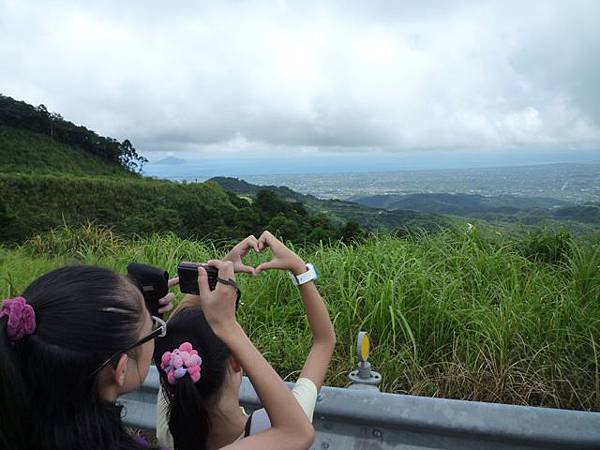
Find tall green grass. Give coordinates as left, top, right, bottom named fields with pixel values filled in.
left=1, top=225, right=598, bottom=411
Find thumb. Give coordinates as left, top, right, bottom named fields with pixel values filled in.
left=197, top=266, right=210, bottom=296
left=255, top=260, right=278, bottom=274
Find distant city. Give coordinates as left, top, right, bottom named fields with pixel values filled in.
left=145, top=162, right=600, bottom=204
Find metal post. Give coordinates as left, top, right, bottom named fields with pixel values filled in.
left=348, top=331, right=382, bottom=391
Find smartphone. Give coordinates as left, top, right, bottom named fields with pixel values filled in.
left=177, top=261, right=241, bottom=310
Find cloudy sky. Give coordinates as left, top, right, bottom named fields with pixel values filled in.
left=1, top=0, right=599, bottom=174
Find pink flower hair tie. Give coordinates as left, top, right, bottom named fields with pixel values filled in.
left=160, top=342, right=202, bottom=385
left=0, top=296, right=37, bottom=342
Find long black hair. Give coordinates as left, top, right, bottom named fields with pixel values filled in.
left=154, top=307, right=232, bottom=450
left=0, top=265, right=153, bottom=450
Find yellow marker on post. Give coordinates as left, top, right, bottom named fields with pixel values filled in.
left=358, top=331, right=370, bottom=363
left=348, top=330, right=381, bottom=390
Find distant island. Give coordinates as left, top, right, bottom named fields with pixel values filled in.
left=150, top=155, right=186, bottom=165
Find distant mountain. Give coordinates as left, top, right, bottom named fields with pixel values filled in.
left=351, top=193, right=570, bottom=215
left=553, top=204, right=600, bottom=223
left=351, top=192, right=600, bottom=228
left=151, top=156, right=186, bottom=165
left=208, top=177, right=453, bottom=231
left=209, top=176, right=318, bottom=202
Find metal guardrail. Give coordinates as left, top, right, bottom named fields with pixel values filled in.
left=120, top=366, right=600, bottom=449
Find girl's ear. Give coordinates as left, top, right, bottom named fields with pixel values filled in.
left=229, top=355, right=242, bottom=373
left=114, top=354, right=129, bottom=387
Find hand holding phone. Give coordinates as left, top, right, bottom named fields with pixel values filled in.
left=178, top=261, right=241, bottom=310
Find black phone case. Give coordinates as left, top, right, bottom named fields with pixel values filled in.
left=178, top=262, right=218, bottom=295
left=127, top=262, right=169, bottom=317
left=177, top=262, right=241, bottom=309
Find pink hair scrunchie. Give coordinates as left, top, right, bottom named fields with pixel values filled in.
left=160, top=342, right=202, bottom=385
left=0, top=296, right=36, bottom=342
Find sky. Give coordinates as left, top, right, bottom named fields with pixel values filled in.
left=1, top=0, right=600, bottom=175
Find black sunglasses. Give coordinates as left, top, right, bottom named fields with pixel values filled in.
left=90, top=315, right=167, bottom=377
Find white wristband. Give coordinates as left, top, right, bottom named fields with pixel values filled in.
left=289, top=263, right=318, bottom=286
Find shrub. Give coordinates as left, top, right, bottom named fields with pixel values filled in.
left=521, top=229, right=572, bottom=264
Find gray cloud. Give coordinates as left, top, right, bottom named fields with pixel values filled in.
left=1, top=0, right=599, bottom=159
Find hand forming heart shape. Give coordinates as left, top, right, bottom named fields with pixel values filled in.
left=222, top=231, right=306, bottom=276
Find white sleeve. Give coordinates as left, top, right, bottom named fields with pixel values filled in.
left=291, top=378, right=318, bottom=422
left=245, top=378, right=319, bottom=437
left=156, top=385, right=175, bottom=449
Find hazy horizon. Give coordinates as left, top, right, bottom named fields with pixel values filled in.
left=143, top=150, right=600, bottom=179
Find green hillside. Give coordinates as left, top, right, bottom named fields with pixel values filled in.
left=209, top=176, right=453, bottom=231
left=554, top=204, right=600, bottom=223
left=0, top=94, right=146, bottom=172
left=0, top=125, right=133, bottom=176
left=0, top=173, right=237, bottom=243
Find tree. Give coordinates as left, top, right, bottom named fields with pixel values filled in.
left=255, top=189, right=290, bottom=217
left=340, top=221, right=364, bottom=243
left=267, top=214, right=304, bottom=242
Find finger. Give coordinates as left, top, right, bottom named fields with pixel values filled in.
left=159, top=293, right=175, bottom=305
left=258, top=231, right=272, bottom=251
left=158, top=302, right=174, bottom=314
left=207, top=259, right=235, bottom=280
left=207, top=260, right=238, bottom=302
left=255, top=260, right=277, bottom=274
left=236, top=264, right=256, bottom=275
left=168, top=277, right=179, bottom=288
left=247, top=235, right=260, bottom=253
left=197, top=266, right=210, bottom=296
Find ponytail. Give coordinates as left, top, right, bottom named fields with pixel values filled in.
left=155, top=307, right=232, bottom=450
left=169, top=377, right=211, bottom=450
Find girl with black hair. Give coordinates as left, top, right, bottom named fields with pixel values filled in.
left=0, top=262, right=314, bottom=450
left=155, top=231, right=336, bottom=450
left=0, top=265, right=165, bottom=450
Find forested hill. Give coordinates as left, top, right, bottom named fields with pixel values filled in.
left=209, top=176, right=320, bottom=203
left=0, top=94, right=146, bottom=173
left=0, top=125, right=134, bottom=176
left=208, top=176, right=454, bottom=232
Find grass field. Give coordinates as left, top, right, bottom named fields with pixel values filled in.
left=1, top=224, right=599, bottom=411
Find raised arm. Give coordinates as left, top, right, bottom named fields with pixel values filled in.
left=194, top=260, right=314, bottom=450
left=255, top=231, right=336, bottom=391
